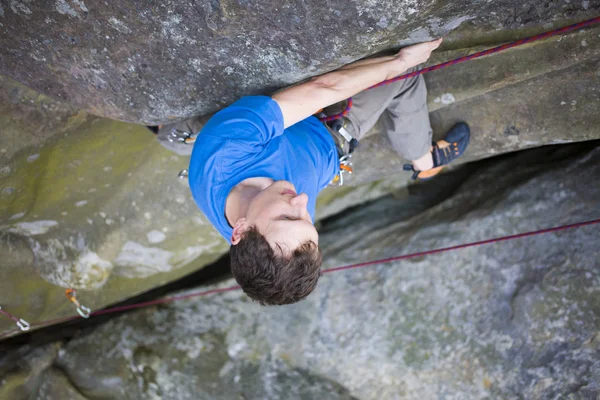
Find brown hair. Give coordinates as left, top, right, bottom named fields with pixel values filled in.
left=230, top=226, right=322, bottom=305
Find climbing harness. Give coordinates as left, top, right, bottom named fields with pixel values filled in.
left=0, top=218, right=597, bottom=340
left=0, top=306, right=30, bottom=331
left=317, top=106, right=361, bottom=186
left=319, top=16, right=600, bottom=122
left=65, top=289, right=92, bottom=319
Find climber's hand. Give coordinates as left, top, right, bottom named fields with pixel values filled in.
left=396, top=38, right=443, bottom=70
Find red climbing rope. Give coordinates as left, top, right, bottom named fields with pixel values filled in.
left=1, top=218, right=598, bottom=339
left=319, top=15, right=600, bottom=122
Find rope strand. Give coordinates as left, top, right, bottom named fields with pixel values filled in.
left=1, top=218, right=598, bottom=339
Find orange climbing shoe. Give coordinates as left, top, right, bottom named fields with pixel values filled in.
left=404, top=122, right=471, bottom=180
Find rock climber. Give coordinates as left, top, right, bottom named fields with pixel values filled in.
left=185, top=38, right=470, bottom=305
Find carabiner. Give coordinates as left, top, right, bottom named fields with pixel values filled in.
left=65, top=289, right=92, bottom=319
left=178, top=169, right=189, bottom=179
left=0, top=305, right=30, bottom=331
left=16, top=318, right=30, bottom=331
left=168, top=128, right=196, bottom=144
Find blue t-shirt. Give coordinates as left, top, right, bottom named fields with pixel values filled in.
left=188, top=96, right=340, bottom=243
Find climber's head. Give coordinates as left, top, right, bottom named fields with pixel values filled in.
left=229, top=180, right=322, bottom=305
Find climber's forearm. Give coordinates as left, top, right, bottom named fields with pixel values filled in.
left=272, top=57, right=407, bottom=128
left=338, top=54, right=396, bottom=70
left=272, top=39, right=442, bottom=128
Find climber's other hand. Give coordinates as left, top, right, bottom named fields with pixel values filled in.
left=396, top=38, right=443, bottom=70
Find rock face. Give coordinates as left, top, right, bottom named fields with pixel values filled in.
left=0, top=75, right=230, bottom=339
left=0, top=0, right=598, bottom=124
left=0, top=2, right=599, bottom=396
left=1, top=4, right=600, bottom=339
left=1, top=142, right=599, bottom=399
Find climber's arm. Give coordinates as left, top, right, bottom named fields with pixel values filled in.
left=272, top=38, right=442, bottom=128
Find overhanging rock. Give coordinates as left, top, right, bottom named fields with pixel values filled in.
left=0, top=0, right=598, bottom=124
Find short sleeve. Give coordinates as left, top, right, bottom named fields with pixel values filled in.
left=199, top=96, right=285, bottom=152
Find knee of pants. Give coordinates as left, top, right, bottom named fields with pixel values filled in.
left=391, top=75, right=428, bottom=114
left=383, top=115, right=432, bottom=160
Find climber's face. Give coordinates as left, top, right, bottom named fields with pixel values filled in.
left=231, top=180, right=318, bottom=253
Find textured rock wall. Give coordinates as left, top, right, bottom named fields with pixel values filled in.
left=0, top=0, right=599, bottom=124
left=1, top=142, right=598, bottom=399
left=0, top=76, right=230, bottom=339
left=0, top=2, right=599, bottom=396
left=1, top=11, right=600, bottom=339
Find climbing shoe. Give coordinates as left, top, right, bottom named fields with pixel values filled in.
left=404, top=122, right=470, bottom=180
left=149, top=115, right=210, bottom=156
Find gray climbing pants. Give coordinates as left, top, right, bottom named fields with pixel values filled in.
left=344, top=73, right=432, bottom=161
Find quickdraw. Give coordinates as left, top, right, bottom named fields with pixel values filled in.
left=65, top=289, right=92, bottom=319
left=331, top=154, right=354, bottom=187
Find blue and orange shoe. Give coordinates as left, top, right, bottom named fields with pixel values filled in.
left=403, top=122, right=471, bottom=180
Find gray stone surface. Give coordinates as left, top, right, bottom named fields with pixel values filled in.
left=0, top=1, right=599, bottom=397
left=1, top=0, right=599, bottom=344
left=0, top=0, right=598, bottom=124
left=1, top=141, right=598, bottom=399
